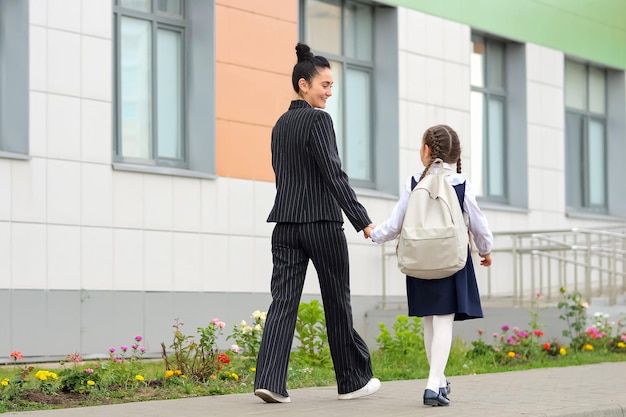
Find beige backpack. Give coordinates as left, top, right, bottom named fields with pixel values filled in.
left=396, top=159, right=469, bottom=279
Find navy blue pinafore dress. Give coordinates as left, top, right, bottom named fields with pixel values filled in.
left=405, top=180, right=483, bottom=321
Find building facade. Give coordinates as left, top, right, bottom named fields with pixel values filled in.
left=1, top=0, right=625, bottom=361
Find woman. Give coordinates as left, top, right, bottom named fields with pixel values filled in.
left=253, top=43, right=380, bottom=403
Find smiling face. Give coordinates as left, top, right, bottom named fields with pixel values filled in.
left=299, top=67, right=333, bottom=109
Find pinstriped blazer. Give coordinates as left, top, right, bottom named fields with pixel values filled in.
left=267, top=100, right=371, bottom=232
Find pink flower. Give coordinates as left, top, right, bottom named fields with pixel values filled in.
left=132, top=344, right=139, bottom=350
left=135, top=336, right=143, bottom=342
left=10, top=351, right=23, bottom=361
left=477, top=329, right=484, bottom=336
left=109, top=347, right=116, bottom=353
left=140, top=347, right=146, bottom=352
left=501, top=325, right=510, bottom=331
left=85, top=368, right=94, bottom=374
left=120, top=346, right=128, bottom=352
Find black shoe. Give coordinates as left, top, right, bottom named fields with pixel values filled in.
left=438, top=380, right=451, bottom=399
left=423, top=389, right=450, bottom=406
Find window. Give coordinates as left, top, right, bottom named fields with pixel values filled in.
left=0, top=0, right=29, bottom=158
left=470, top=34, right=527, bottom=208
left=113, top=0, right=215, bottom=176
left=565, top=60, right=608, bottom=213
left=301, top=0, right=398, bottom=192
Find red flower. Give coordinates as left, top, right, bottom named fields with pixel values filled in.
left=542, top=343, right=550, bottom=350
left=534, top=330, right=545, bottom=337
left=217, top=353, right=230, bottom=364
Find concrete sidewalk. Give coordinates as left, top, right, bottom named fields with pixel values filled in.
left=5, top=361, right=626, bottom=417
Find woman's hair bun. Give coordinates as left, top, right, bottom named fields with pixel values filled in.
left=295, top=42, right=314, bottom=63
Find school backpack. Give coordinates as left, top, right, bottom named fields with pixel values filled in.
left=396, top=158, right=469, bottom=279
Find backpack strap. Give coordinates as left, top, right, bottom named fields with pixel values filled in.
left=411, top=176, right=417, bottom=191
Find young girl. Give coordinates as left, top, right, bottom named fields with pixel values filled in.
left=370, top=124, right=493, bottom=407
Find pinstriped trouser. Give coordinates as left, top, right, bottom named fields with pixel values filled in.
left=254, top=221, right=373, bottom=397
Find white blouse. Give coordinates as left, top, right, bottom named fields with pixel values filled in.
left=370, top=163, right=494, bottom=256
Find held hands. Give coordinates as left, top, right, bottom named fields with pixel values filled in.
left=479, top=253, right=493, bottom=267
left=362, top=224, right=375, bottom=239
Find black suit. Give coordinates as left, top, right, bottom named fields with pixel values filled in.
left=254, top=100, right=374, bottom=396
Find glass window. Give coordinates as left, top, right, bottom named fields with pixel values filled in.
left=470, top=35, right=507, bottom=201
left=0, top=1, right=30, bottom=157
left=114, top=0, right=188, bottom=168
left=564, top=60, right=608, bottom=212
left=303, top=0, right=375, bottom=184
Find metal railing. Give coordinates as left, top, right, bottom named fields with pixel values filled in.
left=380, top=225, right=626, bottom=308
left=487, top=226, right=626, bottom=307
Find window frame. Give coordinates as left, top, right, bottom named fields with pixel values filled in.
left=470, top=32, right=528, bottom=210
left=300, top=0, right=399, bottom=194
left=112, top=0, right=216, bottom=178
left=564, top=59, right=609, bottom=214
left=0, top=0, right=30, bottom=159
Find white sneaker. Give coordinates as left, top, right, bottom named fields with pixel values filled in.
left=255, top=388, right=291, bottom=403
left=338, top=377, right=381, bottom=400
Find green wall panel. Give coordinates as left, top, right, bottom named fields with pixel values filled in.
left=384, top=0, right=626, bottom=69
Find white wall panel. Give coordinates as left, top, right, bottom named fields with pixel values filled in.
left=47, top=29, right=81, bottom=96
left=81, top=99, right=112, bottom=164
left=47, top=0, right=81, bottom=33
left=81, top=162, right=113, bottom=227
left=81, top=226, right=113, bottom=290
left=113, top=228, right=144, bottom=290
left=47, top=224, right=81, bottom=289
left=112, top=171, right=144, bottom=228
left=0, top=161, right=10, bottom=220
left=30, top=0, right=48, bottom=26
left=11, top=158, right=47, bottom=223
left=0, top=222, right=10, bottom=286
left=81, top=36, right=111, bottom=101
left=144, top=230, right=173, bottom=292
left=29, top=26, right=47, bottom=92
left=172, top=177, right=202, bottom=232
left=81, top=0, right=112, bottom=39
left=173, top=232, right=202, bottom=291
left=201, top=234, right=230, bottom=291
left=11, top=222, right=47, bottom=289
left=30, top=91, right=47, bottom=157
left=143, top=175, right=173, bottom=231
left=47, top=159, right=81, bottom=225
left=200, top=178, right=230, bottom=234
left=47, top=94, right=81, bottom=160
left=228, top=179, right=255, bottom=235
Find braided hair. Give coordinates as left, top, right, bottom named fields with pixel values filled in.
left=291, top=43, right=331, bottom=93
left=416, top=124, right=462, bottom=183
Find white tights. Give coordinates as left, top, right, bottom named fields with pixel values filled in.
left=422, top=313, right=454, bottom=392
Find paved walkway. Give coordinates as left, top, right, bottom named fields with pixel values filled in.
left=6, top=361, right=626, bottom=417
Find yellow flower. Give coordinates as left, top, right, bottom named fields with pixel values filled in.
left=507, top=351, right=516, bottom=358
left=250, top=367, right=256, bottom=372
left=231, top=373, right=239, bottom=381
left=1, top=378, right=9, bottom=386
left=87, top=380, right=95, bottom=386
left=617, top=342, right=626, bottom=349
left=583, top=344, right=594, bottom=351
left=135, top=375, right=145, bottom=382
left=174, top=370, right=182, bottom=375
left=165, top=370, right=174, bottom=379
left=559, top=347, right=567, bottom=355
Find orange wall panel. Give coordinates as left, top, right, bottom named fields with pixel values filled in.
left=216, top=4, right=297, bottom=74
left=216, top=0, right=297, bottom=23
left=216, top=120, right=274, bottom=181
left=215, top=0, right=299, bottom=182
left=215, top=63, right=292, bottom=126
